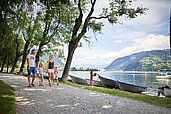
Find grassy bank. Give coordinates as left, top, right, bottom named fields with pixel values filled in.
left=0, top=80, right=16, bottom=114
left=65, top=81, right=171, bottom=108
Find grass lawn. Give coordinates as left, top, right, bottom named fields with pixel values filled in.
left=64, top=81, right=171, bottom=108
left=0, top=80, right=16, bottom=114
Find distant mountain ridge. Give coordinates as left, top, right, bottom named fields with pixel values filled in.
left=105, top=49, right=171, bottom=71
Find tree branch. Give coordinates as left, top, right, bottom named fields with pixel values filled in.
left=77, top=0, right=96, bottom=41
left=70, top=0, right=83, bottom=43
left=22, top=31, right=27, bottom=42
left=90, top=15, right=109, bottom=20
left=43, top=20, right=61, bottom=45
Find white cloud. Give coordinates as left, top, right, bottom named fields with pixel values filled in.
left=114, top=40, right=122, bottom=43
left=103, top=34, right=169, bottom=60
left=69, top=34, right=169, bottom=68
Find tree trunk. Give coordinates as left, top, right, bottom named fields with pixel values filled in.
left=6, top=59, right=9, bottom=73
left=35, top=44, right=43, bottom=66
left=10, top=56, right=19, bottom=73
left=61, top=42, right=77, bottom=81
left=11, top=41, right=22, bottom=73
left=0, top=56, right=6, bottom=72
left=19, top=41, right=30, bottom=73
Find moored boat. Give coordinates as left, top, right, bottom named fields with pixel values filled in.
left=69, top=75, right=88, bottom=85
left=86, top=79, right=104, bottom=87
left=158, top=86, right=171, bottom=97
left=98, top=75, right=119, bottom=88
left=118, top=81, right=148, bottom=93
left=156, top=72, right=171, bottom=79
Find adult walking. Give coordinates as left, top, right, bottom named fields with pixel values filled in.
left=47, top=54, right=54, bottom=86
left=27, top=48, right=37, bottom=87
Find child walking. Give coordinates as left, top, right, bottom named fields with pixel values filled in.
left=54, top=66, right=59, bottom=85
left=38, top=62, right=44, bottom=86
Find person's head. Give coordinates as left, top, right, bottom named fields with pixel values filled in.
left=54, top=66, right=58, bottom=71
left=49, top=54, right=53, bottom=60
left=31, top=48, right=36, bottom=55
left=39, top=63, right=43, bottom=67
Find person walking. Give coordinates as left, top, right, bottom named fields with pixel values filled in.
left=47, top=55, right=54, bottom=86
left=38, top=62, right=44, bottom=86
left=54, top=66, right=59, bottom=85
left=27, top=48, right=37, bottom=87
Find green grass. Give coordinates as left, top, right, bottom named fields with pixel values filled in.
left=0, top=80, right=16, bottom=114
left=64, top=81, right=171, bottom=108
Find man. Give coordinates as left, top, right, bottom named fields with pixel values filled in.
left=27, top=48, right=37, bottom=87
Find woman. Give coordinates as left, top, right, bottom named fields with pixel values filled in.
left=47, top=55, right=54, bottom=86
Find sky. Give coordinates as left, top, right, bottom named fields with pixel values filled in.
left=65, top=0, right=171, bottom=69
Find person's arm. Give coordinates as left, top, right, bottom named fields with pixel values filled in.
left=27, top=55, right=30, bottom=70
left=46, top=61, right=49, bottom=73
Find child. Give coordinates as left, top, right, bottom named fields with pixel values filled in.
left=38, top=62, right=44, bottom=86
left=54, top=66, right=59, bottom=85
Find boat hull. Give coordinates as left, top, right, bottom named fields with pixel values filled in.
left=156, top=75, right=171, bottom=79
left=118, top=81, right=147, bottom=93
left=159, top=87, right=171, bottom=97
left=99, top=76, right=119, bottom=88
left=164, top=88, right=171, bottom=97
left=86, top=79, right=104, bottom=87
left=69, top=75, right=88, bottom=85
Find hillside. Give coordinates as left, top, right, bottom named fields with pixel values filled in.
left=105, top=49, right=171, bottom=71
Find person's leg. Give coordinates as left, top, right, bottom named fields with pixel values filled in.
left=28, top=76, right=31, bottom=87
left=31, top=67, right=36, bottom=86
left=48, top=70, right=52, bottom=86
left=28, top=69, right=31, bottom=87
left=56, top=78, right=59, bottom=85
left=41, top=76, right=44, bottom=86
left=51, top=72, right=54, bottom=85
left=39, top=76, right=41, bottom=86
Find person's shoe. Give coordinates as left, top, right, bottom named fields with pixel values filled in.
left=28, top=85, right=31, bottom=87
left=57, top=83, right=59, bottom=85
left=31, top=84, right=35, bottom=87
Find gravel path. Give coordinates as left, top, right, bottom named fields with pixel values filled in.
left=0, top=73, right=171, bottom=114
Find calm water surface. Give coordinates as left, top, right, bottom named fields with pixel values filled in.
left=67, top=71, right=171, bottom=89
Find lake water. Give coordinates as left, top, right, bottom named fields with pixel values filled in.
left=67, top=71, right=171, bottom=89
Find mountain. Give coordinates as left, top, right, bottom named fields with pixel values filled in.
left=105, top=49, right=171, bottom=71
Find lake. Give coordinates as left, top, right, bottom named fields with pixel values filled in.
left=66, top=71, right=171, bottom=89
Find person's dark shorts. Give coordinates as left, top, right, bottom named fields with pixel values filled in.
left=28, top=67, right=36, bottom=76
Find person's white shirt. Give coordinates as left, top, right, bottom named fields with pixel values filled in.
left=27, top=54, right=36, bottom=67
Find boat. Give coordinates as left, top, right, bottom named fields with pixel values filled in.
left=118, top=81, right=148, bottom=93
left=98, top=75, right=119, bottom=88
left=69, top=75, right=88, bottom=85
left=158, top=85, right=171, bottom=97
left=156, top=72, right=171, bottom=79
left=86, top=79, right=104, bottom=87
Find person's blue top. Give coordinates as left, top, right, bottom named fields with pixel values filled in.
left=49, top=61, right=54, bottom=69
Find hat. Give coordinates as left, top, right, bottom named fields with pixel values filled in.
left=31, top=48, right=37, bottom=51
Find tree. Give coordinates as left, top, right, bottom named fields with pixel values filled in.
left=61, top=0, right=147, bottom=81
left=35, top=0, right=71, bottom=65
left=10, top=35, right=24, bottom=73
left=0, top=0, right=23, bottom=72
left=18, top=0, right=70, bottom=72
